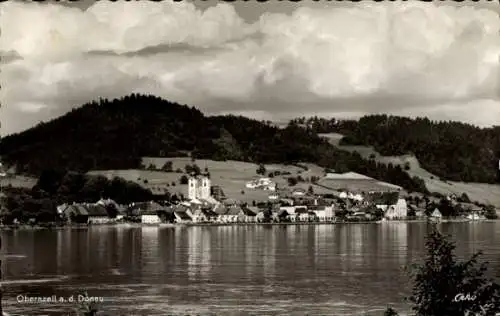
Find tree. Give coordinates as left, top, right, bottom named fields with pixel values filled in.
left=307, top=185, right=314, bottom=195
left=192, top=164, right=201, bottom=175
left=179, top=175, right=189, bottom=185
left=36, top=168, right=66, bottom=195
left=104, top=204, right=118, bottom=218
left=392, top=224, right=500, bottom=316
left=147, top=164, right=156, bottom=171
left=287, top=177, right=298, bottom=186
left=256, top=164, right=266, bottom=175
left=161, top=161, right=173, bottom=172
left=484, top=205, right=498, bottom=220
left=383, top=307, right=398, bottom=316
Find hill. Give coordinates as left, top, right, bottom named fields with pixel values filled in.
left=295, top=115, right=500, bottom=184
left=320, top=133, right=500, bottom=208
left=0, top=94, right=428, bottom=194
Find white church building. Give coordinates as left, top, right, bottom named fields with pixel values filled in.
left=188, top=175, right=218, bottom=204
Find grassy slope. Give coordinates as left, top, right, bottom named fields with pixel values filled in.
left=88, top=157, right=331, bottom=203
left=0, top=175, right=37, bottom=189
left=89, top=157, right=405, bottom=203
left=319, top=133, right=500, bottom=208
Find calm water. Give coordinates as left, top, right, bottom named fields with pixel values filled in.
left=1, top=222, right=500, bottom=316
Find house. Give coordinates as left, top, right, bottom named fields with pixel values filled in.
left=115, top=206, right=127, bottom=221
left=292, top=188, right=307, bottom=197
left=211, top=185, right=226, bottom=201
left=256, top=209, right=273, bottom=223
left=384, top=199, right=408, bottom=219
left=268, top=193, right=280, bottom=201
left=294, top=207, right=309, bottom=222
left=352, top=211, right=370, bottom=220
left=202, top=208, right=218, bottom=222
left=274, top=209, right=290, bottom=222
left=189, top=204, right=205, bottom=223
left=173, top=205, right=193, bottom=223
left=306, top=211, right=319, bottom=222
left=86, top=204, right=111, bottom=224
left=213, top=202, right=227, bottom=214
left=279, top=198, right=294, bottom=206
left=457, top=202, right=483, bottom=213
left=222, top=199, right=238, bottom=207
left=467, top=212, right=485, bottom=220
left=96, top=198, right=118, bottom=208
left=415, top=210, right=425, bottom=217
left=246, top=178, right=276, bottom=191
left=351, top=193, right=364, bottom=201
left=369, top=192, right=407, bottom=219
left=430, top=208, right=442, bottom=219
left=279, top=206, right=296, bottom=216
left=212, top=203, right=227, bottom=222
left=238, top=206, right=257, bottom=223
left=60, top=204, right=89, bottom=224
left=220, top=206, right=241, bottom=223
left=57, top=203, right=70, bottom=217
left=191, top=207, right=212, bottom=223
left=127, top=201, right=168, bottom=223
left=309, top=205, right=335, bottom=222
left=141, top=202, right=170, bottom=224
left=141, top=209, right=162, bottom=224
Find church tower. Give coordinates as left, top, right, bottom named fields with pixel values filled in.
left=188, top=177, right=197, bottom=200
left=200, top=176, right=211, bottom=199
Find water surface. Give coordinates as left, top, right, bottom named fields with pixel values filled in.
left=1, top=222, right=499, bottom=315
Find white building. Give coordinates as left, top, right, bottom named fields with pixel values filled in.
left=292, top=188, right=306, bottom=197
left=141, top=212, right=162, bottom=224
left=188, top=175, right=211, bottom=200
left=245, top=178, right=275, bottom=191
left=311, top=205, right=335, bottom=222
left=269, top=193, right=280, bottom=200
left=380, top=198, right=408, bottom=220
left=431, top=208, right=442, bottom=218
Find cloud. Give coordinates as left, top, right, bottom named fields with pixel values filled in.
left=0, top=1, right=499, bottom=135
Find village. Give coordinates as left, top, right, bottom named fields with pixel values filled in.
left=54, top=170, right=491, bottom=226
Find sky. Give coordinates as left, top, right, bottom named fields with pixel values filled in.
left=1, top=0, right=499, bottom=136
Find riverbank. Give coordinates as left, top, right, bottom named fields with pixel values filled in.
left=0, top=218, right=494, bottom=230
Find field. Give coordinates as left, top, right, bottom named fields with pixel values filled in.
left=0, top=175, right=37, bottom=189
left=319, top=133, right=500, bottom=208
left=90, top=158, right=332, bottom=203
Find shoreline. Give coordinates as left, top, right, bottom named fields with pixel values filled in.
left=0, top=218, right=494, bottom=230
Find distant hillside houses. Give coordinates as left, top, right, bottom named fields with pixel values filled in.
left=58, top=201, right=124, bottom=224
left=338, top=192, right=364, bottom=201
left=245, top=177, right=276, bottom=191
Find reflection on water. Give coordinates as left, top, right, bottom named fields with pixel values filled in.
left=1, top=222, right=500, bottom=315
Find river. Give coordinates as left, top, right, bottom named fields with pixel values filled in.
left=1, top=222, right=499, bottom=315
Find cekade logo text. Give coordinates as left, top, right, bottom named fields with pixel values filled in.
left=453, top=293, right=477, bottom=302
left=17, top=294, right=104, bottom=304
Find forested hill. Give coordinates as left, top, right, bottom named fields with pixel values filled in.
left=292, top=115, right=500, bottom=184
left=0, top=94, right=428, bottom=193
